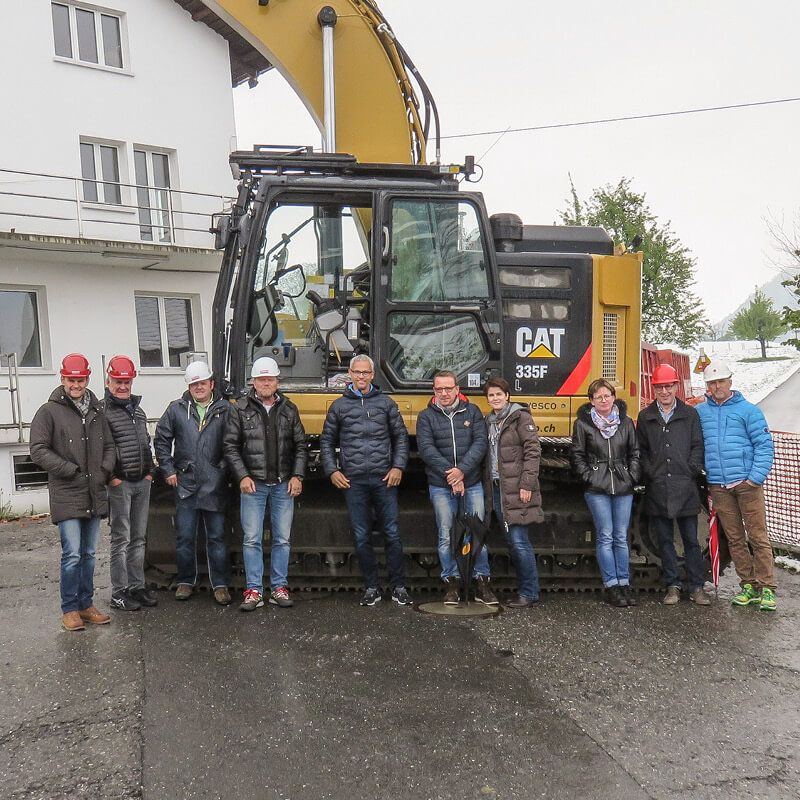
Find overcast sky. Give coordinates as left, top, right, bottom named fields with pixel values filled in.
left=232, top=0, right=800, bottom=323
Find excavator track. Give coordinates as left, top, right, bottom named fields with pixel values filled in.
left=145, top=452, right=725, bottom=593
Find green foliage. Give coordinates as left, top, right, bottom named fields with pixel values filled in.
left=560, top=176, right=708, bottom=347
left=729, top=289, right=787, bottom=359
left=780, top=273, right=800, bottom=349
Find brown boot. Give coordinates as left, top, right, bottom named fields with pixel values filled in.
left=79, top=606, right=111, bottom=625
left=474, top=577, right=499, bottom=605
left=62, top=611, right=85, bottom=632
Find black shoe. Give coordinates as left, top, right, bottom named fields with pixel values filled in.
left=128, top=587, right=158, bottom=607
left=391, top=586, right=413, bottom=606
left=605, top=586, right=627, bottom=608
left=506, top=594, right=539, bottom=608
left=621, top=585, right=637, bottom=607
left=110, top=590, right=141, bottom=611
left=359, top=587, right=382, bottom=606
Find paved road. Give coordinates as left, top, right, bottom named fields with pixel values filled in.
left=2, top=519, right=800, bottom=799
left=759, top=364, right=800, bottom=432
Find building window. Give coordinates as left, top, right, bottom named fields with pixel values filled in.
left=51, top=3, right=124, bottom=69
left=80, top=141, right=121, bottom=204
left=13, top=455, right=49, bottom=491
left=135, top=295, right=195, bottom=368
left=0, top=290, right=43, bottom=367
left=134, top=149, right=172, bottom=243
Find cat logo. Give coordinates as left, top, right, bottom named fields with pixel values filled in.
left=515, top=327, right=565, bottom=359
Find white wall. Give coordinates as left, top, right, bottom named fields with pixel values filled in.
left=0, top=1, right=240, bottom=515
left=0, top=0, right=237, bottom=246
left=0, top=251, right=219, bottom=427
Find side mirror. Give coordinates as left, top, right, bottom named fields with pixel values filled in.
left=211, top=214, right=232, bottom=250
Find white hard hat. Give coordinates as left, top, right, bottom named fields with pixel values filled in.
left=184, top=361, right=213, bottom=385
left=703, top=360, right=733, bottom=382
left=251, top=356, right=281, bottom=378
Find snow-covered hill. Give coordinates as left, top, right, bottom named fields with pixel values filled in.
left=687, top=341, right=800, bottom=404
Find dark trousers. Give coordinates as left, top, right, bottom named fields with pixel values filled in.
left=175, top=494, right=229, bottom=589
left=343, top=477, right=405, bottom=589
left=651, top=514, right=704, bottom=592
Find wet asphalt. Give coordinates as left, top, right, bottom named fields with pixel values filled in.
left=1, top=518, right=799, bottom=800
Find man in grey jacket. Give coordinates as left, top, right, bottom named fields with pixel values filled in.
left=155, top=361, right=232, bottom=605
left=30, top=353, right=115, bottom=631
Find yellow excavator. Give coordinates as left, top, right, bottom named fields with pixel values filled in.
left=149, top=0, right=663, bottom=590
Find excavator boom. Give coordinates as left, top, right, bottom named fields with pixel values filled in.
left=197, top=0, right=436, bottom=163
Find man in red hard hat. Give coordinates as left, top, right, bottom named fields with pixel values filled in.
left=30, top=354, right=115, bottom=631
left=102, top=355, right=156, bottom=612
left=637, top=363, right=710, bottom=606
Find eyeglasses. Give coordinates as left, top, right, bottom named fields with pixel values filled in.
left=655, top=383, right=678, bottom=390
left=350, top=369, right=373, bottom=377
left=433, top=385, right=458, bottom=393
left=592, top=394, right=614, bottom=402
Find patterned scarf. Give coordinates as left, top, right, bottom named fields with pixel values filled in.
left=590, top=404, right=620, bottom=439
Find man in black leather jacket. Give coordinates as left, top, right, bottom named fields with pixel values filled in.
left=320, top=355, right=412, bottom=607
left=223, top=357, right=307, bottom=612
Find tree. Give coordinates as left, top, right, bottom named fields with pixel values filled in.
left=766, top=212, right=800, bottom=349
left=560, top=177, right=708, bottom=347
left=781, top=272, right=800, bottom=349
left=729, top=289, right=786, bottom=359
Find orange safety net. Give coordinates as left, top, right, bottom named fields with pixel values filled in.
left=764, top=431, right=800, bottom=552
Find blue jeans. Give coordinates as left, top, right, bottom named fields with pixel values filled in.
left=429, top=483, right=489, bottom=580
left=492, top=483, right=539, bottom=600
left=343, top=477, right=405, bottom=589
left=58, top=517, right=100, bottom=613
left=651, top=514, right=704, bottom=591
left=584, top=492, right=633, bottom=587
left=175, top=494, right=229, bottom=589
left=240, top=480, right=295, bottom=592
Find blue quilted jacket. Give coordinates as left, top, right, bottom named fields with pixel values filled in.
left=696, top=391, right=773, bottom=485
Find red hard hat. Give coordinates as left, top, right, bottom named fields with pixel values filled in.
left=60, top=353, right=91, bottom=378
left=652, top=363, right=680, bottom=386
left=107, top=355, right=137, bottom=380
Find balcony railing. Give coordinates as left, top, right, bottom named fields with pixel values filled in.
left=0, top=167, right=233, bottom=249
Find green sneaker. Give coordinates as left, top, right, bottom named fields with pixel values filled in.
left=731, top=583, right=760, bottom=606
left=759, top=587, right=776, bottom=612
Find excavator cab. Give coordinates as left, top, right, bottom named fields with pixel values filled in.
left=215, top=150, right=501, bottom=400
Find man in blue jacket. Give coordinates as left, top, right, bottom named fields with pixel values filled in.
left=320, top=355, right=412, bottom=607
left=155, top=361, right=232, bottom=606
left=416, top=370, right=497, bottom=606
left=696, top=361, right=776, bottom=611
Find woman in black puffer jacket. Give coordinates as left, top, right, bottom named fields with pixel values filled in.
left=571, top=378, right=640, bottom=607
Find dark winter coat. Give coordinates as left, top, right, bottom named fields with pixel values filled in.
left=102, top=390, right=154, bottom=482
left=483, top=404, right=544, bottom=526
left=571, top=400, right=640, bottom=495
left=154, top=391, right=231, bottom=511
left=223, top=390, right=307, bottom=484
left=416, top=396, right=487, bottom=489
left=29, top=387, right=115, bottom=524
left=636, top=398, right=704, bottom=518
left=320, top=384, right=409, bottom=480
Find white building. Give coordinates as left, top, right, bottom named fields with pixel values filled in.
left=0, top=0, right=269, bottom=515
